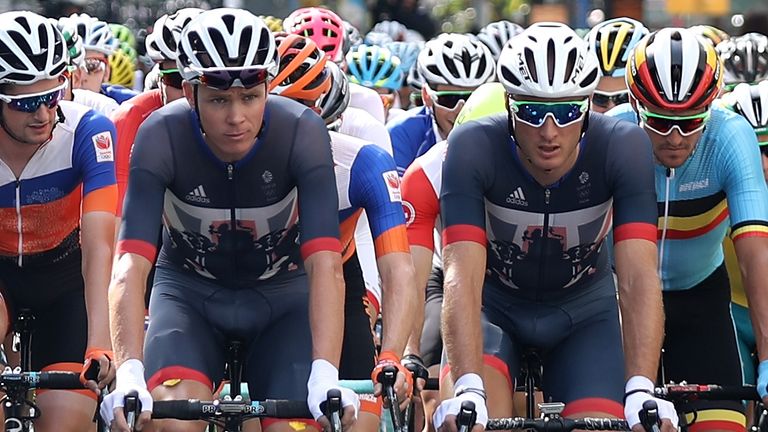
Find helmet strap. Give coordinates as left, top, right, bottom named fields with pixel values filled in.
left=192, top=84, right=206, bottom=135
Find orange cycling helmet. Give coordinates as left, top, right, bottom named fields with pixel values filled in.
left=269, top=33, right=331, bottom=104
left=626, top=28, right=723, bottom=111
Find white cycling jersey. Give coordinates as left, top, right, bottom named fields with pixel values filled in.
left=73, top=89, right=119, bottom=116
left=349, top=82, right=386, bottom=124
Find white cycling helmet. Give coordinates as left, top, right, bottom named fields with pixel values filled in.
left=417, top=33, right=495, bottom=87
left=372, top=20, right=407, bottom=41
left=726, top=81, right=768, bottom=132
left=146, top=8, right=204, bottom=62
left=476, top=20, right=524, bottom=61
left=498, top=22, right=599, bottom=98
left=58, top=13, right=116, bottom=55
left=0, top=12, right=69, bottom=85
left=177, top=9, right=279, bottom=82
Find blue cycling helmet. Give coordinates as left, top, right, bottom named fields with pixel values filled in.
left=384, top=41, right=424, bottom=74
left=346, top=44, right=404, bottom=91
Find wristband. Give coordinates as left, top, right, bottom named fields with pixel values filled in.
left=623, top=388, right=652, bottom=403
left=453, top=373, right=485, bottom=399
left=378, top=351, right=400, bottom=364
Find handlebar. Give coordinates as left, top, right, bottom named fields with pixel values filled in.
left=655, top=383, right=760, bottom=402
left=0, top=370, right=85, bottom=390
left=487, top=417, right=630, bottom=431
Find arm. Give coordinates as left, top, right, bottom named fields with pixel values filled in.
left=81, top=210, right=116, bottom=352
left=109, top=253, right=152, bottom=364
left=614, top=239, right=664, bottom=379
left=405, top=245, right=433, bottom=356
left=378, top=250, right=417, bottom=356
left=306, top=251, right=346, bottom=365
left=733, top=237, right=768, bottom=361
left=441, top=241, right=486, bottom=378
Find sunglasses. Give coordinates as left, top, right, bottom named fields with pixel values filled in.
left=85, top=57, right=107, bottom=75
left=197, top=68, right=270, bottom=91
left=379, top=92, right=395, bottom=110
left=638, top=108, right=710, bottom=137
left=592, top=90, right=629, bottom=108
left=509, top=98, right=590, bottom=128
left=159, top=68, right=183, bottom=89
left=409, top=92, right=423, bottom=107
left=428, top=90, right=473, bottom=109
left=0, top=80, right=68, bottom=113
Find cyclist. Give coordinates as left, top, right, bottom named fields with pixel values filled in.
left=270, top=35, right=417, bottom=430
left=609, top=27, right=768, bottom=431
left=475, top=20, right=524, bottom=62
left=719, top=81, right=768, bottom=415
left=54, top=20, right=120, bottom=115
left=717, top=33, right=768, bottom=93
left=388, top=33, right=495, bottom=176
left=101, top=10, right=358, bottom=432
left=346, top=44, right=406, bottom=122
left=585, top=17, right=648, bottom=113
left=0, top=11, right=116, bottom=431
left=58, top=13, right=137, bottom=104
left=433, top=22, right=676, bottom=432
left=689, top=24, right=730, bottom=47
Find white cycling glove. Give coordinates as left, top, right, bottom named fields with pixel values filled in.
left=433, top=373, right=488, bottom=429
left=100, top=359, right=153, bottom=425
left=624, top=376, right=678, bottom=429
left=307, top=359, right=360, bottom=421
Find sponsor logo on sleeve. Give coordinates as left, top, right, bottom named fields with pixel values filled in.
left=382, top=170, right=402, bottom=202
left=92, top=131, right=114, bottom=163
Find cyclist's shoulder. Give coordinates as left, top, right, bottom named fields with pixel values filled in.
left=702, top=104, right=756, bottom=147
left=110, top=89, right=163, bottom=125
left=101, top=84, right=139, bottom=104
left=72, top=89, right=120, bottom=116
left=604, top=102, right=639, bottom=124
left=387, top=106, right=430, bottom=134
left=455, top=82, right=506, bottom=126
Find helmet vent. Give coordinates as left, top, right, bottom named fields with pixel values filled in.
left=524, top=47, right=537, bottom=82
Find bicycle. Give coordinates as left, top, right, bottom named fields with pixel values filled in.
left=653, top=382, right=765, bottom=432
left=0, top=309, right=104, bottom=432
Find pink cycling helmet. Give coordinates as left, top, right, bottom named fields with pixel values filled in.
left=283, top=7, right=345, bottom=64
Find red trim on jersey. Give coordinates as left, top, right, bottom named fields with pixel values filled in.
left=561, top=398, right=624, bottom=418
left=300, top=237, right=342, bottom=260
left=365, top=290, right=380, bottom=315
left=116, top=239, right=158, bottom=263
left=442, top=225, right=487, bottom=247
left=614, top=222, right=657, bottom=244
left=401, top=162, right=440, bottom=250
left=688, top=420, right=745, bottom=432
left=147, top=365, right=213, bottom=392
left=438, top=354, right=512, bottom=391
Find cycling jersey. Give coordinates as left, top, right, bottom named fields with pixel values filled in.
left=402, top=140, right=446, bottom=263
left=387, top=106, right=440, bottom=176
left=609, top=104, right=768, bottom=291
left=331, top=131, right=409, bottom=311
left=73, top=89, right=119, bottom=116
left=441, top=112, right=658, bottom=299
left=0, top=101, right=117, bottom=266
left=454, top=82, right=505, bottom=125
left=110, top=89, right=164, bottom=216
left=349, top=83, right=385, bottom=124
left=341, top=107, right=393, bottom=156
left=101, top=83, right=138, bottom=104
left=117, top=96, right=341, bottom=285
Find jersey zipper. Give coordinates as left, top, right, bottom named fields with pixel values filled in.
left=15, top=179, right=22, bottom=267
left=536, top=188, right=551, bottom=301
left=226, top=163, right=238, bottom=281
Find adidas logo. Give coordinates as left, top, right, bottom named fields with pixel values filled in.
left=186, top=185, right=210, bottom=204
left=506, top=187, right=528, bottom=206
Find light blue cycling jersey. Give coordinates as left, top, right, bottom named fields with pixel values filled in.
left=609, top=104, right=768, bottom=291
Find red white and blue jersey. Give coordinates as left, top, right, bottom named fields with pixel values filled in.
left=401, top=140, right=446, bottom=265
left=0, top=101, right=117, bottom=266
left=118, top=96, right=341, bottom=286
left=332, top=131, right=409, bottom=310
left=441, top=113, right=658, bottom=299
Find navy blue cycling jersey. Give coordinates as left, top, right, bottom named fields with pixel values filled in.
left=117, top=96, right=341, bottom=286
left=441, top=112, right=658, bottom=299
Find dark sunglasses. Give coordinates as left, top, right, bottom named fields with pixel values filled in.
left=159, top=68, right=183, bottom=89
left=509, top=98, right=589, bottom=128
left=198, top=68, right=270, bottom=91
left=592, top=90, right=629, bottom=108
left=638, top=108, right=710, bottom=137
left=428, top=90, right=473, bottom=109
left=0, top=81, right=68, bottom=113
left=84, top=57, right=107, bottom=75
